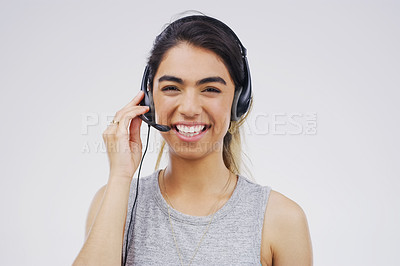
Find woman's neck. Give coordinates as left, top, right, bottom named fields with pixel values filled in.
left=163, top=151, right=233, bottom=197
left=159, top=150, right=238, bottom=216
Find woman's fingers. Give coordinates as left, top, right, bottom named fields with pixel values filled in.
left=101, top=91, right=150, bottom=179
left=129, top=115, right=143, bottom=144
left=103, top=91, right=149, bottom=141
left=112, top=91, right=144, bottom=122
left=115, top=105, right=149, bottom=135
left=122, top=90, right=145, bottom=110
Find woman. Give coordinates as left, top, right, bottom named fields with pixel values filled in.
left=74, top=14, right=312, bottom=266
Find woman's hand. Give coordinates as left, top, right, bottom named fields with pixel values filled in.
left=102, top=91, right=149, bottom=180
left=74, top=92, right=148, bottom=265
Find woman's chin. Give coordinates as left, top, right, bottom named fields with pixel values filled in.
left=167, top=142, right=223, bottom=161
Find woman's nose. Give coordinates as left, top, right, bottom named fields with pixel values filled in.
left=177, top=90, right=202, bottom=118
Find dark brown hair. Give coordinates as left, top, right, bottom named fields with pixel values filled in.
left=147, top=15, right=245, bottom=92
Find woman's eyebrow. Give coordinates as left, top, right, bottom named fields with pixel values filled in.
left=158, top=75, right=183, bottom=84
left=196, top=77, right=226, bottom=86
left=158, top=75, right=227, bottom=86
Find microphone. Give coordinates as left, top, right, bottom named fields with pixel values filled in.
left=139, top=114, right=171, bottom=132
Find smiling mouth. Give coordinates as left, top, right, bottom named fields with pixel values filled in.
left=173, top=124, right=210, bottom=137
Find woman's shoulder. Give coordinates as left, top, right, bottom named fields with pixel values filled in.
left=261, top=189, right=313, bottom=265
left=237, top=175, right=306, bottom=226
left=238, top=175, right=304, bottom=216
left=266, top=190, right=307, bottom=221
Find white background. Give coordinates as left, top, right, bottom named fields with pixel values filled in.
left=1, top=0, right=399, bottom=265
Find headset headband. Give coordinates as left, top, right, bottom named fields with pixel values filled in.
left=140, top=15, right=252, bottom=124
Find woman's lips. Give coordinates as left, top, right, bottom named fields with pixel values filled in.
left=175, top=124, right=206, bottom=134
left=172, top=124, right=210, bottom=142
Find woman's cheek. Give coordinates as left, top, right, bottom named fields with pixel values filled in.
left=213, top=105, right=232, bottom=131
left=212, top=117, right=231, bottom=136
left=155, top=108, right=168, bottom=125
left=155, top=99, right=174, bottom=124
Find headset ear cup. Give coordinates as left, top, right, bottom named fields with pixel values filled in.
left=147, top=90, right=156, bottom=122
left=233, top=56, right=252, bottom=120
left=231, top=87, right=243, bottom=121
left=140, top=65, right=155, bottom=123
left=231, top=57, right=252, bottom=121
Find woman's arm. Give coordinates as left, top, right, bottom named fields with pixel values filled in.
left=73, top=91, right=150, bottom=265
left=73, top=176, right=132, bottom=265
left=261, top=190, right=313, bottom=266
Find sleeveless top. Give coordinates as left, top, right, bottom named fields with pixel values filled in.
left=122, top=169, right=272, bottom=265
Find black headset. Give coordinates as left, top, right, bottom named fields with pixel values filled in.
left=139, top=15, right=252, bottom=131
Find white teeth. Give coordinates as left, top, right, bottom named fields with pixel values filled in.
left=176, top=124, right=206, bottom=136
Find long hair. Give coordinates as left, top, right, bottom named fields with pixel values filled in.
left=149, top=13, right=253, bottom=176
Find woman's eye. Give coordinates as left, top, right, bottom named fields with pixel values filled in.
left=203, top=87, right=221, bottom=93
left=161, top=86, right=178, bottom=92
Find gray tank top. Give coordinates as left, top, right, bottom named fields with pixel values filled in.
left=122, top=169, right=271, bottom=265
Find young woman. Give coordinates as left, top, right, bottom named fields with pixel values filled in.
left=74, top=14, right=312, bottom=266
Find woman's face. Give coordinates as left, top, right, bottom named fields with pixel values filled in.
left=152, top=42, right=235, bottom=160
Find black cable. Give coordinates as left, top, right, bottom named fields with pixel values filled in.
left=123, top=124, right=151, bottom=266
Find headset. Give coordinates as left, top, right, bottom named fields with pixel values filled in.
left=139, top=15, right=252, bottom=131
left=123, top=15, right=252, bottom=265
